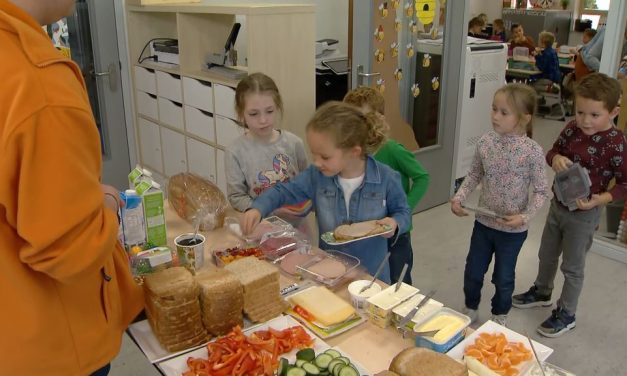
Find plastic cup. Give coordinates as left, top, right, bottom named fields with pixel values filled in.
left=174, top=233, right=206, bottom=273
left=348, top=280, right=382, bottom=310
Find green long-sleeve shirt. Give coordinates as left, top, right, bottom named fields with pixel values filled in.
left=375, top=140, right=430, bottom=231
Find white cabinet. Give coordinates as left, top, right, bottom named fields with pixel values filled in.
left=134, top=66, right=156, bottom=94
left=215, top=115, right=243, bottom=147
left=156, top=71, right=182, bottom=102
left=138, top=117, right=162, bottom=173
left=214, top=84, right=237, bottom=120
left=183, top=77, right=213, bottom=113
left=158, top=97, right=184, bottom=130
left=216, top=148, right=227, bottom=195
left=161, top=127, right=187, bottom=176
left=185, top=105, right=215, bottom=142
left=136, top=90, right=158, bottom=120
left=187, top=137, right=217, bottom=183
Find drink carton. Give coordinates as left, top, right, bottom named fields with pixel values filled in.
left=136, top=179, right=167, bottom=247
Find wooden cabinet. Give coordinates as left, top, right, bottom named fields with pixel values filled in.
left=125, top=2, right=314, bottom=196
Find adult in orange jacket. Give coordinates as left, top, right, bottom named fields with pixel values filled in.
left=0, top=1, right=144, bottom=375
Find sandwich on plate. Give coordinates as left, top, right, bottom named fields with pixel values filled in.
left=333, top=220, right=389, bottom=241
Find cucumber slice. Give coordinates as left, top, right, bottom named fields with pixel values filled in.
left=301, top=362, right=320, bottom=375
left=324, top=349, right=342, bottom=359
left=332, top=363, right=344, bottom=376
left=327, top=359, right=343, bottom=372
left=287, top=368, right=307, bottom=376
left=296, top=348, right=316, bottom=362
left=336, top=356, right=350, bottom=365
left=338, top=366, right=359, bottom=376
left=314, top=353, right=333, bottom=369
left=295, top=359, right=307, bottom=368
left=319, top=371, right=330, bottom=376
left=278, top=358, right=289, bottom=376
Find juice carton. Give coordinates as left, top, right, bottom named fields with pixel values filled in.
left=136, top=179, right=167, bottom=247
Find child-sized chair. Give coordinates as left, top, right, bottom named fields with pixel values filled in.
left=534, top=80, right=566, bottom=120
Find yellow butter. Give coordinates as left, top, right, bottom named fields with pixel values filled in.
left=416, top=313, right=465, bottom=342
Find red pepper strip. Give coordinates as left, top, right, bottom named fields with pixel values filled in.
left=268, top=326, right=287, bottom=338
left=212, top=348, right=243, bottom=370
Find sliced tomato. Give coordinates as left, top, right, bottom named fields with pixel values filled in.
left=293, top=305, right=316, bottom=322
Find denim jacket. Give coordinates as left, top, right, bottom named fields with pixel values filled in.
left=252, top=156, right=411, bottom=283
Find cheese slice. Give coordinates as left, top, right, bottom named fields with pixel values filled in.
left=464, top=356, right=500, bottom=376
left=289, top=286, right=355, bottom=326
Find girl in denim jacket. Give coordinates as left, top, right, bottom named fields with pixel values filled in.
left=242, top=102, right=411, bottom=283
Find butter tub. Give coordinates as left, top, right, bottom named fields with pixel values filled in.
left=392, top=293, right=444, bottom=329
left=414, top=308, right=470, bottom=353
left=365, top=283, right=419, bottom=328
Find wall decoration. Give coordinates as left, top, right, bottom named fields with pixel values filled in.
left=422, top=53, right=431, bottom=68
left=404, top=3, right=414, bottom=17
left=374, top=25, right=385, bottom=41
left=411, top=83, right=421, bottom=97
left=375, top=48, right=385, bottom=62
left=394, top=68, right=403, bottom=81
left=409, top=20, right=418, bottom=34
left=391, top=0, right=400, bottom=9
left=395, top=19, right=401, bottom=32
left=415, top=0, right=436, bottom=25
left=406, top=43, right=414, bottom=57
left=376, top=78, right=386, bottom=93
left=431, top=76, right=440, bottom=91
left=390, top=41, right=399, bottom=57
left=379, top=2, right=389, bottom=18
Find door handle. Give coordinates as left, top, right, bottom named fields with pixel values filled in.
left=91, top=62, right=118, bottom=92
left=356, top=65, right=380, bottom=86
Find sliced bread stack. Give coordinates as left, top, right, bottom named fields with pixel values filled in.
left=224, top=257, right=287, bottom=322
left=144, top=267, right=208, bottom=352
left=194, top=269, right=244, bottom=336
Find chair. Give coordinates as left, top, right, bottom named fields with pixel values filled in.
left=534, top=79, right=566, bottom=120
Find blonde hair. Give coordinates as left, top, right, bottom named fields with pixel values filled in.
left=306, top=101, right=387, bottom=156
left=493, top=19, right=504, bottom=30
left=575, top=72, right=622, bottom=111
left=234, top=72, right=283, bottom=127
left=343, top=86, right=385, bottom=114
left=539, top=31, right=555, bottom=48
left=495, top=83, right=537, bottom=138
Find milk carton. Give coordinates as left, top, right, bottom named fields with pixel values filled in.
left=136, top=179, right=167, bottom=247
left=120, top=189, right=147, bottom=251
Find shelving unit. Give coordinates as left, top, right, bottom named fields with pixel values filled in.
left=124, top=2, right=315, bottom=193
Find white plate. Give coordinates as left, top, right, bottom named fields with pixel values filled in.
left=321, top=226, right=393, bottom=245
left=327, top=346, right=372, bottom=375
left=157, top=315, right=329, bottom=376
left=127, top=320, right=209, bottom=363
left=447, top=320, right=553, bottom=374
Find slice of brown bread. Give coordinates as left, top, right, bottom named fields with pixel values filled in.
left=389, top=347, right=468, bottom=376
left=333, top=220, right=387, bottom=241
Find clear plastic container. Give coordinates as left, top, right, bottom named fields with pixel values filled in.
left=413, top=308, right=470, bottom=353
left=554, top=163, right=591, bottom=211
left=296, top=250, right=360, bottom=287
left=527, top=361, right=576, bottom=376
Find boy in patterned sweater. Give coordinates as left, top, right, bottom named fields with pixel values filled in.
left=513, top=73, right=627, bottom=337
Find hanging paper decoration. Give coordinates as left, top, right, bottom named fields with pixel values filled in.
left=375, top=48, right=385, bottom=63
left=406, top=43, right=414, bottom=57
left=409, top=20, right=418, bottom=34
left=390, top=41, right=399, bottom=57
left=404, top=3, right=414, bottom=17
left=415, top=0, right=436, bottom=25
left=431, top=76, right=440, bottom=91
left=376, top=78, right=386, bottom=93
left=394, top=68, right=403, bottom=81
left=422, top=53, right=431, bottom=68
left=374, top=25, right=385, bottom=42
left=395, top=19, right=401, bottom=32
left=411, top=83, right=421, bottom=97
left=391, top=0, right=400, bottom=9
left=379, top=2, right=389, bottom=18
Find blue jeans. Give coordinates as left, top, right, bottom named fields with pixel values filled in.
left=389, top=231, right=413, bottom=284
left=464, top=221, right=527, bottom=315
left=91, top=363, right=110, bottom=376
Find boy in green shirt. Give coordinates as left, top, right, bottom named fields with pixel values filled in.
left=344, top=87, right=430, bottom=283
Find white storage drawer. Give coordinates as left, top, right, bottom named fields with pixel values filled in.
left=215, top=115, right=243, bottom=147
left=187, top=137, right=217, bottom=183
left=183, top=77, right=214, bottom=112
left=216, top=148, right=227, bottom=195
left=160, top=127, right=187, bottom=177
left=158, top=97, right=184, bottom=130
left=138, top=117, right=163, bottom=174
left=134, top=66, right=156, bottom=94
left=214, top=84, right=237, bottom=120
left=136, top=91, right=158, bottom=120
left=156, top=71, right=182, bottom=102
left=184, top=105, right=215, bottom=142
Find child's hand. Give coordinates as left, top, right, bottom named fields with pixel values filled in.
left=551, top=154, right=573, bottom=173
left=450, top=199, right=468, bottom=217
left=376, top=217, right=398, bottom=238
left=497, top=214, right=525, bottom=228
left=576, top=194, right=610, bottom=210
left=241, top=209, right=262, bottom=235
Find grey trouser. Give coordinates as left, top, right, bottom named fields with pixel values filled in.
left=534, top=199, right=601, bottom=316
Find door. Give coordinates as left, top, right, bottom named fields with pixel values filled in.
left=54, top=0, right=130, bottom=189
left=351, top=0, right=468, bottom=211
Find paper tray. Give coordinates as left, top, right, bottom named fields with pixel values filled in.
left=296, top=250, right=360, bottom=287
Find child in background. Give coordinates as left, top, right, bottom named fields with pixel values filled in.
left=513, top=73, right=627, bottom=337
left=225, top=72, right=310, bottom=228
left=241, top=102, right=411, bottom=284
left=343, top=87, right=430, bottom=284
left=491, top=19, right=506, bottom=42
left=451, top=83, right=549, bottom=326
left=509, top=24, right=536, bottom=55
left=468, top=17, right=487, bottom=39
left=534, top=31, right=561, bottom=84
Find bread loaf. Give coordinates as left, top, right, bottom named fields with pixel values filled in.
left=168, top=173, right=228, bottom=231
left=389, top=347, right=468, bottom=376
left=195, top=269, right=244, bottom=336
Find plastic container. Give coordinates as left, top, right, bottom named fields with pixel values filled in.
left=347, top=280, right=382, bottom=310
left=213, top=245, right=264, bottom=267
left=243, top=216, right=292, bottom=244
left=392, top=293, right=444, bottom=329
left=413, top=308, right=470, bottom=353
left=527, top=361, right=575, bottom=376
left=365, top=283, right=419, bottom=328
left=554, top=163, right=591, bottom=211
left=296, top=250, right=360, bottom=287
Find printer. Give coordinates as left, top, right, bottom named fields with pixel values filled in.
left=315, top=39, right=348, bottom=107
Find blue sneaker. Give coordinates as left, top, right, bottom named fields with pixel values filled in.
left=537, top=307, right=576, bottom=338
left=512, top=285, right=552, bottom=308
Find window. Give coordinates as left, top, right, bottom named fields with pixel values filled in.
left=579, top=0, right=611, bottom=29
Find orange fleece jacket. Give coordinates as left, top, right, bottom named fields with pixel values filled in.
left=0, top=2, right=143, bottom=375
